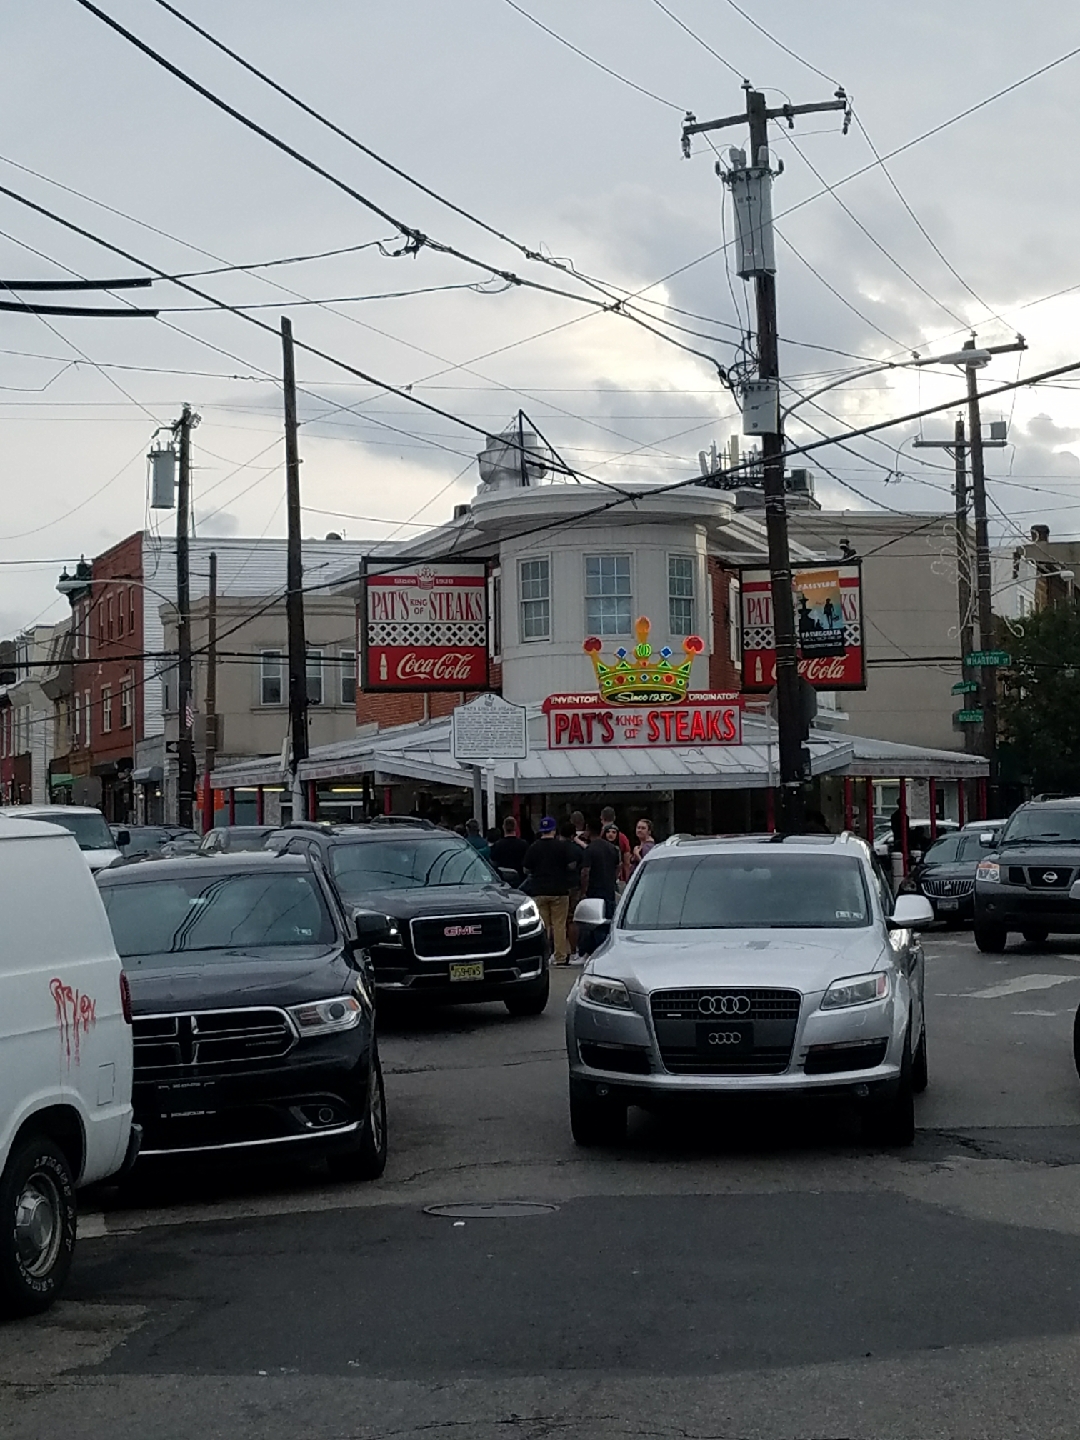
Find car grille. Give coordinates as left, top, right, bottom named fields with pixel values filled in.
left=133, top=1007, right=296, bottom=1072
left=1006, top=866, right=1074, bottom=889
left=409, top=912, right=512, bottom=959
left=922, top=877, right=974, bottom=898
left=650, top=988, right=800, bottom=1076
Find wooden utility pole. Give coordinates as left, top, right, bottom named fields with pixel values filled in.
left=174, top=404, right=197, bottom=829
left=281, top=317, right=309, bottom=822
left=683, top=84, right=847, bottom=832
left=201, top=550, right=218, bottom=834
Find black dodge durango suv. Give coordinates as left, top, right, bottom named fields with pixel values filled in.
left=270, top=824, right=550, bottom=1013
left=974, top=799, right=1080, bottom=952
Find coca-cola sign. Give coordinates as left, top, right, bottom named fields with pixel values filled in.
left=361, top=559, right=491, bottom=693
left=739, top=563, right=865, bottom=692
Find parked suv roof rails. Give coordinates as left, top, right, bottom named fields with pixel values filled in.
left=363, top=815, right=436, bottom=829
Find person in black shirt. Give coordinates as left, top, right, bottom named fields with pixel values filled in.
left=580, top=818, right=620, bottom=919
left=522, top=816, right=576, bottom=964
left=489, top=816, right=528, bottom=886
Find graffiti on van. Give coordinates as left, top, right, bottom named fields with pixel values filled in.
left=50, top=977, right=97, bottom=1065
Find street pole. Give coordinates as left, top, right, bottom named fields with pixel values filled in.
left=952, top=417, right=974, bottom=672
left=174, top=404, right=197, bottom=829
left=281, top=316, right=309, bottom=823
left=965, top=346, right=999, bottom=806
left=683, top=84, right=848, bottom=831
left=202, top=550, right=218, bottom=835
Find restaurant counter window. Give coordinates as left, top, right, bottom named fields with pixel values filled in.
left=519, top=556, right=550, bottom=642
left=307, top=649, right=323, bottom=706
left=260, top=650, right=283, bottom=706
left=668, top=555, right=696, bottom=636
left=585, top=554, right=631, bottom=636
left=339, top=649, right=356, bottom=706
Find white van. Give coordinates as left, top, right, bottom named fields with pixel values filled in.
left=0, top=815, right=135, bottom=1317
left=1, top=805, right=124, bottom=872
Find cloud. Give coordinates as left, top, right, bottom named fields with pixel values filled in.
left=1023, top=412, right=1080, bottom=445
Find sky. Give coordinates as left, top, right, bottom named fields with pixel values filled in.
left=3, top=0, right=1080, bottom=637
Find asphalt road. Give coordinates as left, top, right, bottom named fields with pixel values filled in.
left=5, top=929, right=1080, bottom=1440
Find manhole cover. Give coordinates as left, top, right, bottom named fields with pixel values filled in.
left=423, top=1202, right=558, bottom=1219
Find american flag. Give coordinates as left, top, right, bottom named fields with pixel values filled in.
left=185, top=701, right=195, bottom=731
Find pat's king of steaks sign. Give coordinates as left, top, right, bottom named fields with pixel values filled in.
left=360, top=560, right=491, bottom=692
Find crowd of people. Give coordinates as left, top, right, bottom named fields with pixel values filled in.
left=455, top=806, right=655, bottom=965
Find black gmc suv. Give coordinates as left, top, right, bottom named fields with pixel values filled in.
left=974, top=799, right=1080, bottom=952
left=96, top=852, right=387, bottom=1177
left=269, top=824, right=550, bottom=1013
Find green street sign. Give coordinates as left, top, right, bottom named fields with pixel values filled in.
left=964, top=650, right=1011, bottom=668
left=951, top=680, right=979, bottom=694
left=953, top=707, right=984, bottom=725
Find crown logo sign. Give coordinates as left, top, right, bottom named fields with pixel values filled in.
left=584, top=616, right=704, bottom=704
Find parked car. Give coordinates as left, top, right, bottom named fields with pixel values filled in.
left=873, top=817, right=959, bottom=862
left=565, top=832, right=932, bottom=1147
left=2, top=804, right=123, bottom=872
left=269, top=823, right=549, bottom=1013
left=196, top=825, right=279, bottom=855
left=114, top=825, right=199, bottom=861
left=908, top=821, right=1006, bottom=924
left=974, top=798, right=1080, bottom=952
left=95, top=853, right=386, bottom=1177
left=0, top=814, right=135, bottom=1316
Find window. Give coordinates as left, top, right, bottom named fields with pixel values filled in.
left=107, top=596, right=114, bottom=641
left=83, top=689, right=91, bottom=744
left=120, top=678, right=132, bottom=729
left=117, top=595, right=125, bottom=637
left=73, top=692, right=81, bottom=745
left=129, top=587, right=136, bottom=633
left=519, top=557, right=551, bottom=642
left=728, top=577, right=741, bottom=664
left=306, top=649, right=323, bottom=706
left=668, top=555, right=696, bottom=636
left=585, top=554, right=632, bottom=636
left=101, top=686, right=112, bottom=733
left=260, top=650, right=283, bottom=706
left=339, top=650, right=356, bottom=706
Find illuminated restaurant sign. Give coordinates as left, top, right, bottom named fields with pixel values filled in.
left=543, top=693, right=742, bottom=749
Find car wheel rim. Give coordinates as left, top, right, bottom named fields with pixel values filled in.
left=14, top=1172, right=63, bottom=1279
left=369, top=1069, right=385, bottom=1154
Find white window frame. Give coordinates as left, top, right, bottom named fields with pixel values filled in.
left=518, top=556, right=551, bottom=642
left=83, top=689, right=91, bottom=745
left=306, top=649, right=323, bottom=706
left=338, top=649, right=356, bottom=707
left=667, top=554, right=696, bottom=636
left=101, top=685, right=112, bottom=733
left=584, top=553, right=633, bottom=637
left=120, top=677, right=132, bottom=730
left=260, top=650, right=283, bottom=706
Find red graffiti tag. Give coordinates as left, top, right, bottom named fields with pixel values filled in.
left=50, top=977, right=97, bottom=1066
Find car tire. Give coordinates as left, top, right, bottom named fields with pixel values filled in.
left=0, top=1136, right=77, bottom=1318
left=865, top=1037, right=916, bottom=1148
left=1022, top=927, right=1050, bottom=945
left=974, top=922, right=1008, bottom=954
left=327, top=1049, right=387, bottom=1183
left=504, top=970, right=550, bottom=1017
left=911, top=1022, right=929, bottom=1094
left=569, top=1078, right=627, bottom=1147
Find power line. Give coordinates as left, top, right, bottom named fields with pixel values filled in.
left=716, top=0, right=838, bottom=85
left=646, top=0, right=744, bottom=80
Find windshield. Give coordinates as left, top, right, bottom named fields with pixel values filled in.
left=100, top=871, right=337, bottom=959
left=330, top=837, right=497, bottom=892
left=923, top=835, right=960, bottom=864
left=15, top=810, right=115, bottom=851
left=1001, top=808, right=1080, bottom=846
left=620, top=852, right=871, bottom=930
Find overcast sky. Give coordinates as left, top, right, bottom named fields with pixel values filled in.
left=3, top=0, right=1080, bottom=636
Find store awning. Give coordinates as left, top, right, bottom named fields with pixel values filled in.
left=132, top=765, right=163, bottom=783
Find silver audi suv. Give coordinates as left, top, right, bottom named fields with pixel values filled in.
left=565, top=833, right=932, bottom=1147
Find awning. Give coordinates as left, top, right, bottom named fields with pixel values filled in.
left=132, top=765, right=163, bottom=783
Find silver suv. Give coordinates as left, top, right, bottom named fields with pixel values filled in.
left=565, top=833, right=932, bottom=1147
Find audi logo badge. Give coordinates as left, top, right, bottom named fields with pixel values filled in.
left=1043, top=872, right=1059, bottom=884
left=697, top=994, right=751, bottom=1016
left=706, top=1031, right=744, bottom=1046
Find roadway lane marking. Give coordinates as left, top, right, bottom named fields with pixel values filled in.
left=1013, top=1010, right=1067, bottom=1017
left=966, top=974, right=1080, bottom=1000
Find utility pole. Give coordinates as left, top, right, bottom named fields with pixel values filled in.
left=683, top=84, right=848, bottom=832
left=281, top=317, right=309, bottom=822
left=174, top=403, right=198, bottom=829
left=202, top=550, right=218, bottom=835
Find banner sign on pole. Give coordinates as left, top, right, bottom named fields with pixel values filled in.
left=543, top=693, right=742, bottom=749
left=360, top=559, right=491, bottom=693
left=740, top=561, right=866, bottom=692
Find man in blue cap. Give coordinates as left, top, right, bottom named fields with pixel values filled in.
left=522, top=816, right=576, bottom=965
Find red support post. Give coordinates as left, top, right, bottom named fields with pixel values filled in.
left=843, top=776, right=854, bottom=833
left=978, top=776, right=988, bottom=820
left=898, top=779, right=910, bottom=877
left=307, top=780, right=317, bottom=821
left=765, top=786, right=775, bottom=833
left=255, top=786, right=264, bottom=825
left=228, top=788, right=236, bottom=825
left=864, top=778, right=874, bottom=841
left=201, top=774, right=213, bottom=835
left=383, top=785, right=393, bottom=816
left=929, top=779, right=938, bottom=841
left=512, top=793, right=522, bottom=824
left=957, top=779, right=966, bottom=828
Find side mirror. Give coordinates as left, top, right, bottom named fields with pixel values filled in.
left=979, top=832, right=995, bottom=845
left=115, top=829, right=131, bottom=849
left=888, top=894, right=935, bottom=931
left=497, top=866, right=520, bottom=885
left=573, top=897, right=607, bottom=928
left=352, top=910, right=394, bottom=947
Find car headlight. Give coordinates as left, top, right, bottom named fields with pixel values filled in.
left=976, top=858, right=1000, bottom=883
left=516, top=898, right=543, bottom=934
left=579, top=975, right=634, bottom=1010
left=288, top=995, right=363, bottom=1035
left=820, top=971, right=890, bottom=1010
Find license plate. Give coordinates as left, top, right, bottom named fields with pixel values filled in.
left=159, top=1081, right=217, bottom=1118
left=696, top=1020, right=753, bottom=1054
left=449, top=961, right=485, bottom=983
left=936, top=897, right=959, bottom=911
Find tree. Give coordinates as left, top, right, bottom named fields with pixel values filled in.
left=999, top=601, right=1080, bottom=794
